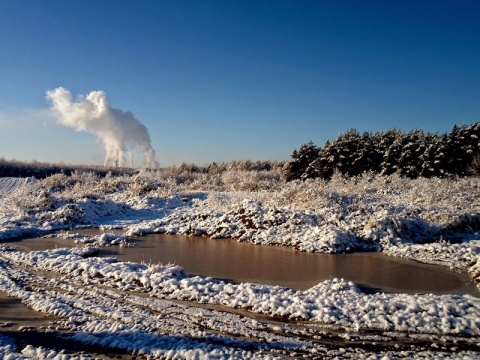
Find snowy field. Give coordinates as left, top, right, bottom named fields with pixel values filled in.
left=0, top=171, right=479, bottom=359
left=0, top=177, right=35, bottom=197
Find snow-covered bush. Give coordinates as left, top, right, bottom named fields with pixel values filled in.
left=2, top=167, right=479, bottom=270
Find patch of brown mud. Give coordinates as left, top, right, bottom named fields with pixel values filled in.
left=0, top=291, right=59, bottom=331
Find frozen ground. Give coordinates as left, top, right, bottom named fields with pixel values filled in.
left=0, top=172, right=479, bottom=358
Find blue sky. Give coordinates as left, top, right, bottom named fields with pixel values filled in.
left=0, top=0, right=479, bottom=167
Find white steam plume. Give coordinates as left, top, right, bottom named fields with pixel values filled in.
left=46, top=87, right=159, bottom=168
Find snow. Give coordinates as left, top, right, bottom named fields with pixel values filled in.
left=44, top=231, right=130, bottom=246
left=0, top=172, right=479, bottom=358
left=0, top=177, right=35, bottom=197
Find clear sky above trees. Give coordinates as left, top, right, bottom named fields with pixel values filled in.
left=0, top=0, right=479, bottom=166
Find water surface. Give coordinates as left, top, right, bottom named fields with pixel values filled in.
left=5, top=230, right=479, bottom=296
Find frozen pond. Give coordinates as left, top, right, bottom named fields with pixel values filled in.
left=5, top=230, right=479, bottom=296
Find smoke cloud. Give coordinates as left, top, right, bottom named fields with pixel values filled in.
left=46, top=87, right=159, bottom=168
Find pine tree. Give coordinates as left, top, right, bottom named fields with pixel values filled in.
left=283, top=141, right=319, bottom=181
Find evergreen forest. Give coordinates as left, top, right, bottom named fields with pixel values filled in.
left=283, top=123, right=480, bottom=181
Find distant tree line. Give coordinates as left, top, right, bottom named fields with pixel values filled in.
left=0, top=158, right=136, bottom=179
left=0, top=158, right=285, bottom=179
left=283, top=122, right=480, bottom=181
left=175, top=160, right=284, bottom=175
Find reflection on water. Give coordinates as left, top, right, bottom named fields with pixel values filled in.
left=4, top=230, right=479, bottom=296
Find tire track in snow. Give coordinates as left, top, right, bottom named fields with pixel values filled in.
left=0, top=260, right=314, bottom=358
left=1, top=254, right=479, bottom=358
